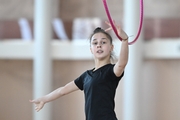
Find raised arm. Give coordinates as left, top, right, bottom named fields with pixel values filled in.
left=114, top=37, right=128, bottom=77
left=105, top=21, right=129, bottom=77
left=30, top=81, right=79, bottom=112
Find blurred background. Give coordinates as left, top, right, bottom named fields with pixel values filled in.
left=0, top=0, right=180, bottom=120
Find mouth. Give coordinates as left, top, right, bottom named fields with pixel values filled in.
left=97, top=50, right=103, bottom=53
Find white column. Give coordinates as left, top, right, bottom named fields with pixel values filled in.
left=33, top=0, right=53, bottom=120
left=123, top=0, right=143, bottom=120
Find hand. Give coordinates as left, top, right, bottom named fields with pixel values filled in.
left=105, top=20, right=128, bottom=40
left=29, top=99, right=45, bottom=112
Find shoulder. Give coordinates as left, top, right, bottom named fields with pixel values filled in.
left=111, top=64, right=124, bottom=79
left=102, top=64, right=124, bottom=81
left=74, top=70, right=92, bottom=90
left=101, top=64, right=117, bottom=76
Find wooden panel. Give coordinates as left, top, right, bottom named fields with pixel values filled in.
left=0, top=20, right=21, bottom=39
left=144, top=18, right=180, bottom=40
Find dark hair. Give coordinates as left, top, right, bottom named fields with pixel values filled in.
left=89, top=27, right=113, bottom=44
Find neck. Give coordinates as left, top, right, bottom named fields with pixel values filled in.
left=94, top=58, right=111, bottom=71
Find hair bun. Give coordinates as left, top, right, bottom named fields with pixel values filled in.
left=93, top=27, right=105, bottom=33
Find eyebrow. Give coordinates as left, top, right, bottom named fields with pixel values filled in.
left=92, top=38, right=107, bottom=41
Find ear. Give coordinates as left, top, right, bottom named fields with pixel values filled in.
left=90, top=47, right=93, bottom=54
left=111, top=45, right=114, bottom=51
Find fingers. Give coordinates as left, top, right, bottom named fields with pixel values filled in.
left=29, top=99, right=34, bottom=103
left=105, top=27, right=112, bottom=32
left=35, top=101, right=44, bottom=112
left=104, top=20, right=128, bottom=38
left=104, top=20, right=121, bottom=32
left=35, top=104, right=42, bottom=112
left=104, top=21, right=112, bottom=32
left=105, top=21, right=110, bottom=26
left=30, top=99, right=44, bottom=112
left=29, top=99, right=39, bottom=104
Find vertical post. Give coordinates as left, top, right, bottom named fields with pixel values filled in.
left=33, top=0, right=53, bottom=120
left=123, top=0, right=143, bottom=120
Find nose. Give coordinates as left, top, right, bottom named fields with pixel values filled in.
left=97, top=43, right=102, bottom=48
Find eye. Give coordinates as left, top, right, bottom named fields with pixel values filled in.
left=92, top=42, right=97, bottom=45
left=101, top=41, right=106, bottom=44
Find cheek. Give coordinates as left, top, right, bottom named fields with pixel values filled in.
left=90, top=47, right=94, bottom=54
left=106, top=45, right=113, bottom=51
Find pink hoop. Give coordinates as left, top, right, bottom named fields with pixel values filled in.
left=102, top=0, right=144, bottom=45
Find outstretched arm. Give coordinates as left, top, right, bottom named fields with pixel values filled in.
left=105, top=21, right=129, bottom=77
left=30, top=81, right=79, bottom=112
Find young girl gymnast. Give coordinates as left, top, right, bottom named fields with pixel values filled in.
left=30, top=20, right=129, bottom=120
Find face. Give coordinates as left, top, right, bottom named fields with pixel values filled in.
left=90, top=32, right=113, bottom=60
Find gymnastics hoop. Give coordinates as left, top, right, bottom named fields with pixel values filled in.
left=102, top=0, right=144, bottom=45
